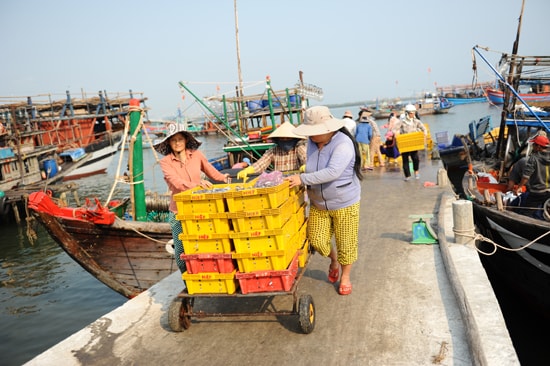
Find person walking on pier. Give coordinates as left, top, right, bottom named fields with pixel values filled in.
left=393, top=104, right=427, bottom=181
left=286, top=106, right=363, bottom=295
left=342, top=110, right=357, bottom=135
left=360, top=108, right=384, bottom=168
left=355, top=111, right=373, bottom=171
left=154, top=123, right=230, bottom=274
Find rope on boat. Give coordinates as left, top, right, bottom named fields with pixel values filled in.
left=105, top=108, right=132, bottom=206
left=454, top=228, right=550, bottom=256
left=129, top=227, right=169, bottom=244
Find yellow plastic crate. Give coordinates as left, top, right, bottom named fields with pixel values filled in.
left=182, top=270, right=238, bottom=294
left=176, top=211, right=231, bottom=235
left=232, top=248, right=296, bottom=273
left=225, top=180, right=290, bottom=212
left=180, top=232, right=233, bottom=254
left=233, top=219, right=307, bottom=272
left=227, top=194, right=298, bottom=231
left=395, top=131, right=426, bottom=153
left=297, top=239, right=309, bottom=268
left=230, top=207, right=305, bottom=253
left=174, top=194, right=226, bottom=215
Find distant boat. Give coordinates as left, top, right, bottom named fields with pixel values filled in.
left=437, top=83, right=491, bottom=105
left=485, top=86, right=550, bottom=105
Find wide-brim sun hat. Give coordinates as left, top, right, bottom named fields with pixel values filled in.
left=268, top=121, right=306, bottom=139
left=153, top=122, right=202, bottom=155
left=294, top=106, right=346, bottom=137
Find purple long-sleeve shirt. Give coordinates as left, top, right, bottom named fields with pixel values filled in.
left=300, top=131, right=361, bottom=210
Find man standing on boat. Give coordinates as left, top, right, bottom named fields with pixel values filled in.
left=515, top=134, right=550, bottom=219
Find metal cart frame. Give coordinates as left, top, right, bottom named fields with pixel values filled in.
left=168, top=252, right=315, bottom=334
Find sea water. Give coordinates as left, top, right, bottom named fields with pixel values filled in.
left=5, top=102, right=543, bottom=365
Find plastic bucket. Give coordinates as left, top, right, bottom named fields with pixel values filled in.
left=43, top=159, right=58, bottom=178
left=247, top=100, right=263, bottom=112
left=288, top=95, right=300, bottom=106
left=262, top=99, right=281, bottom=108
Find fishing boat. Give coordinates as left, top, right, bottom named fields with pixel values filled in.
left=27, top=0, right=322, bottom=298
left=414, top=92, right=454, bottom=116
left=371, top=93, right=453, bottom=120
left=439, top=2, right=550, bottom=313
left=28, top=101, right=176, bottom=298
left=27, top=70, right=320, bottom=298
left=437, top=83, right=491, bottom=105
left=179, top=72, right=322, bottom=167
left=485, top=86, right=550, bottom=106
left=0, top=90, right=145, bottom=181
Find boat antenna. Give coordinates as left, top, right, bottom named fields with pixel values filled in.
left=496, top=0, right=525, bottom=160
left=234, top=0, right=244, bottom=98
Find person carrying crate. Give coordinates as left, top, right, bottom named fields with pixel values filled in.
left=392, top=104, right=427, bottom=181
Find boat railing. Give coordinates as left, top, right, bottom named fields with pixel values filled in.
left=473, top=45, right=550, bottom=132
left=178, top=78, right=310, bottom=159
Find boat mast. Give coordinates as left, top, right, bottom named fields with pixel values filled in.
left=234, top=0, right=244, bottom=98
left=128, top=99, right=146, bottom=221
left=496, top=0, right=525, bottom=160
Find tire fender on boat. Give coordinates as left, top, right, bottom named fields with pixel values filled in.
left=165, top=239, right=175, bottom=255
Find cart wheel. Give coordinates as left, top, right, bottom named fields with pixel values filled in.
left=298, top=294, right=315, bottom=334
left=168, top=297, right=192, bottom=332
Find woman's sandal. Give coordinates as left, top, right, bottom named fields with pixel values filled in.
left=338, top=283, right=352, bottom=295
left=328, top=266, right=339, bottom=283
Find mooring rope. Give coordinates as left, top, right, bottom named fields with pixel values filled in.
left=454, top=227, right=550, bottom=255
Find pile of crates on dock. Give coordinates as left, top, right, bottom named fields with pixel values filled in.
left=174, top=178, right=308, bottom=295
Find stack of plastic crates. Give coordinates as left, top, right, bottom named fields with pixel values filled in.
left=173, top=179, right=308, bottom=295
left=228, top=182, right=307, bottom=294
left=175, top=184, right=238, bottom=295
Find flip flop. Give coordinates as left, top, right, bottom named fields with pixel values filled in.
left=328, top=266, right=339, bottom=283
left=338, top=283, right=352, bottom=295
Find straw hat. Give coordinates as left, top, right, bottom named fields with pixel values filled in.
left=343, top=110, right=354, bottom=118
left=153, top=122, right=202, bottom=155
left=360, top=106, right=374, bottom=115
left=294, top=106, right=345, bottom=137
left=268, top=121, right=306, bottom=139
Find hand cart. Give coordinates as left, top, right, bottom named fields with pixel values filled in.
left=168, top=250, right=315, bottom=334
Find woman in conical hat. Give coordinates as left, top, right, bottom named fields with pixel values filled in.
left=236, top=121, right=307, bottom=180
left=154, top=122, right=229, bottom=274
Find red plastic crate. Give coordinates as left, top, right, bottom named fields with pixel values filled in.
left=235, top=253, right=299, bottom=294
left=180, top=253, right=236, bottom=274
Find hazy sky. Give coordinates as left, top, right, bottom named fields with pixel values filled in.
left=2, top=0, right=549, bottom=119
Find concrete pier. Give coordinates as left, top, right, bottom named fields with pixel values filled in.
left=25, top=157, right=519, bottom=366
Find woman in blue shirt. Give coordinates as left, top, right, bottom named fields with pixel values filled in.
left=286, top=106, right=363, bottom=295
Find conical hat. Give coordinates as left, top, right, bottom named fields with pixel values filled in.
left=268, top=121, right=306, bottom=139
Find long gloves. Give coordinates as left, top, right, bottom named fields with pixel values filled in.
left=237, top=166, right=255, bottom=181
